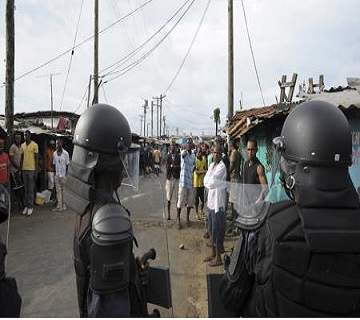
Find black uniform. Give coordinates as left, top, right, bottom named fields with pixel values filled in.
left=220, top=187, right=360, bottom=316
left=73, top=191, right=146, bottom=317
left=0, top=237, right=21, bottom=317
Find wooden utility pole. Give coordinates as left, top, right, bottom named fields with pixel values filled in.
left=162, top=115, right=166, bottom=138
left=142, top=99, right=148, bottom=137
left=159, top=94, right=165, bottom=137
left=38, top=73, right=61, bottom=130
left=153, top=94, right=166, bottom=138
left=93, top=0, right=99, bottom=105
left=151, top=101, right=154, bottom=137
left=5, top=0, right=15, bottom=134
left=227, top=0, right=234, bottom=121
left=139, top=115, right=144, bottom=136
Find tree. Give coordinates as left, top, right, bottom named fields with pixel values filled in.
left=213, top=107, right=221, bottom=136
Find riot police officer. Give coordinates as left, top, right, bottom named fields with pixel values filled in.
left=219, top=100, right=360, bottom=317
left=0, top=185, right=21, bottom=316
left=64, top=104, right=149, bottom=317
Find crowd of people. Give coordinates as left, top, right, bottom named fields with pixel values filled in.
left=141, top=135, right=268, bottom=269
left=0, top=130, right=70, bottom=216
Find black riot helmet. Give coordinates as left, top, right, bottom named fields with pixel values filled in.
left=274, top=100, right=352, bottom=167
left=66, top=104, right=140, bottom=213
left=73, top=103, right=132, bottom=155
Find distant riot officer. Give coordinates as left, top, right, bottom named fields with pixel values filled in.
left=219, top=100, right=360, bottom=316
left=0, top=185, right=21, bottom=317
left=64, top=104, right=149, bottom=317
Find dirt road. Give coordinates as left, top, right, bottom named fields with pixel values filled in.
left=0, top=173, right=235, bottom=317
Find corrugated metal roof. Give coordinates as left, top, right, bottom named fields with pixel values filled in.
left=227, top=103, right=295, bottom=138
left=228, top=84, right=360, bottom=139
left=297, top=86, right=360, bottom=109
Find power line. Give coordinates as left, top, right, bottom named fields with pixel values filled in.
left=103, top=0, right=196, bottom=83
left=163, top=0, right=211, bottom=95
left=241, top=0, right=265, bottom=106
left=59, top=0, right=84, bottom=111
left=100, top=0, right=193, bottom=77
left=2, top=0, right=156, bottom=86
left=72, top=85, right=89, bottom=114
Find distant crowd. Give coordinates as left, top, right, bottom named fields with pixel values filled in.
left=138, top=136, right=268, bottom=268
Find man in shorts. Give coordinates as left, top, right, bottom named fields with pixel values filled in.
left=176, top=139, right=195, bottom=229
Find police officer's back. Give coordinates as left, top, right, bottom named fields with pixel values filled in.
left=64, top=104, right=148, bottom=317
left=220, top=100, right=360, bottom=317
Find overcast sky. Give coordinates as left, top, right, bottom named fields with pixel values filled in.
left=1, top=0, right=360, bottom=136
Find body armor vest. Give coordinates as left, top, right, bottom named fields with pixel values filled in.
left=246, top=200, right=360, bottom=317
left=73, top=200, right=145, bottom=317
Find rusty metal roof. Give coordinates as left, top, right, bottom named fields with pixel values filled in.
left=228, top=84, right=360, bottom=139
left=227, top=103, right=295, bottom=138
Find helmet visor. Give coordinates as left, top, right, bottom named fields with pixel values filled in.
left=121, top=143, right=140, bottom=191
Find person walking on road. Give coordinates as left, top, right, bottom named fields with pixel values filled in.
left=176, top=139, right=195, bottom=229
left=20, top=130, right=38, bottom=216
left=165, top=145, right=181, bottom=220
left=52, top=139, right=69, bottom=212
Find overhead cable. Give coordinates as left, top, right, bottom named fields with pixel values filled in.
left=100, top=0, right=193, bottom=77
left=163, top=0, right=211, bottom=95
left=59, top=0, right=84, bottom=111
left=7, top=0, right=155, bottom=85
left=241, top=0, right=265, bottom=106
left=103, top=0, right=196, bottom=83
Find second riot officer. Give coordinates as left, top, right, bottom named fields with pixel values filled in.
left=64, top=103, right=150, bottom=317
left=219, top=100, right=360, bottom=317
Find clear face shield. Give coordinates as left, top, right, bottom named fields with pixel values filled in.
left=121, top=143, right=140, bottom=192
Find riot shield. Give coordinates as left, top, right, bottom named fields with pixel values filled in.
left=205, top=179, right=289, bottom=317
left=118, top=169, right=173, bottom=317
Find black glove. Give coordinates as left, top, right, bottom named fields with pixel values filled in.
left=135, top=256, right=150, bottom=286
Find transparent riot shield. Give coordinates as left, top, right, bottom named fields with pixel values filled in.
left=118, top=168, right=174, bottom=317
left=205, top=179, right=289, bottom=317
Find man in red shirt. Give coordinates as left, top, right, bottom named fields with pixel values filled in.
left=0, top=139, right=10, bottom=189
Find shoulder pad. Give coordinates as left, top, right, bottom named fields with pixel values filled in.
left=227, top=233, right=244, bottom=279
left=235, top=201, right=270, bottom=230
left=92, top=203, right=133, bottom=245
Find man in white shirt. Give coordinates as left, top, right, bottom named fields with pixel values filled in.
left=203, top=144, right=227, bottom=267
left=52, top=138, right=70, bottom=212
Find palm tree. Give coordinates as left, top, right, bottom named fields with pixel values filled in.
left=213, top=107, right=221, bottom=135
